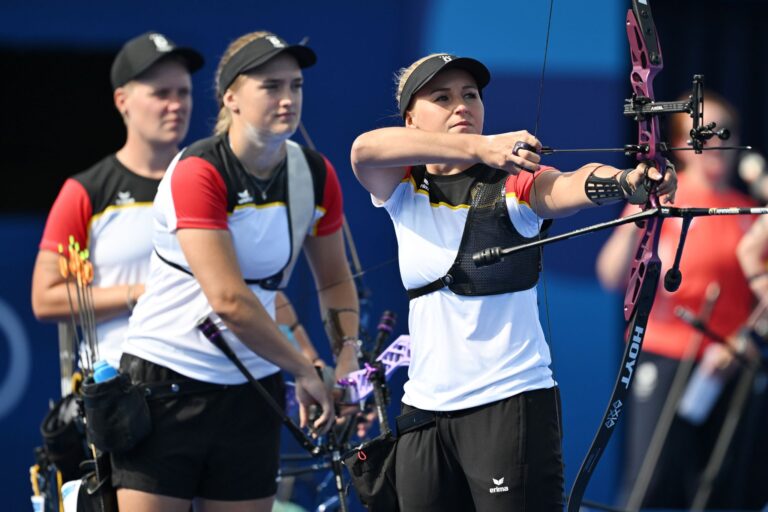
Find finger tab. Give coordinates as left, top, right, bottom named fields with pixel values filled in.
left=513, top=141, right=536, bottom=156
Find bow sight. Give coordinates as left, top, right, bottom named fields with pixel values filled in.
left=532, top=75, right=750, bottom=157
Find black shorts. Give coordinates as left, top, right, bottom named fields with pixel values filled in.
left=395, top=387, right=564, bottom=512
left=111, top=353, right=284, bottom=501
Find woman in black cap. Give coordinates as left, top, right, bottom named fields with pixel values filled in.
left=350, top=53, right=677, bottom=511
left=112, top=31, right=359, bottom=512
left=32, top=31, right=203, bottom=371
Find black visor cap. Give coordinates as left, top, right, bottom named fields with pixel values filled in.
left=399, top=54, right=491, bottom=118
left=217, top=35, right=316, bottom=98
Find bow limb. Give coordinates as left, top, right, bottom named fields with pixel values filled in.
left=624, top=0, right=666, bottom=320
left=567, top=2, right=665, bottom=510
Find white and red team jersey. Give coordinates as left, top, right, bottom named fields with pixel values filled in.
left=377, top=165, right=556, bottom=411
left=123, top=135, right=343, bottom=384
left=39, top=155, right=162, bottom=367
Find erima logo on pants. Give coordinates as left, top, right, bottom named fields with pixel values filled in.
left=489, top=476, right=509, bottom=494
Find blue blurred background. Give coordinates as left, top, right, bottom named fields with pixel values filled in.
left=1, top=0, right=766, bottom=510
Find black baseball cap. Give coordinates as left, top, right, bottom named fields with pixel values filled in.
left=217, top=34, right=316, bottom=99
left=110, top=32, right=204, bottom=89
left=399, top=54, right=491, bottom=118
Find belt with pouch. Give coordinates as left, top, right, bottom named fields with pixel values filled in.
left=141, top=380, right=230, bottom=400
left=396, top=407, right=436, bottom=436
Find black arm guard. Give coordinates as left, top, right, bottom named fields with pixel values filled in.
left=585, top=169, right=624, bottom=205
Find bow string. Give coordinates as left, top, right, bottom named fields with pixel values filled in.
left=298, top=121, right=379, bottom=348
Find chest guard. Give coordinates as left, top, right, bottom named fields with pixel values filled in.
left=271, top=140, right=316, bottom=289
left=407, top=169, right=546, bottom=300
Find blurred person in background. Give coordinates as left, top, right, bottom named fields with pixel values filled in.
left=597, top=92, right=756, bottom=508
left=31, top=32, right=203, bottom=368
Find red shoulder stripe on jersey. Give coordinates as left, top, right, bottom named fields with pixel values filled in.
left=172, top=156, right=229, bottom=230
left=505, top=166, right=555, bottom=205
left=39, top=179, right=93, bottom=252
left=314, top=156, right=343, bottom=236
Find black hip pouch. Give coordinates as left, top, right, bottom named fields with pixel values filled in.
left=341, top=407, right=437, bottom=510
left=81, top=373, right=151, bottom=453
left=342, top=432, right=399, bottom=512
left=40, top=393, right=89, bottom=481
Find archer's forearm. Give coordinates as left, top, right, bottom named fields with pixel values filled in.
left=318, top=275, right=359, bottom=356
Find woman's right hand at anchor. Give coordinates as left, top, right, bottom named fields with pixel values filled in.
left=479, top=130, right=542, bottom=174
